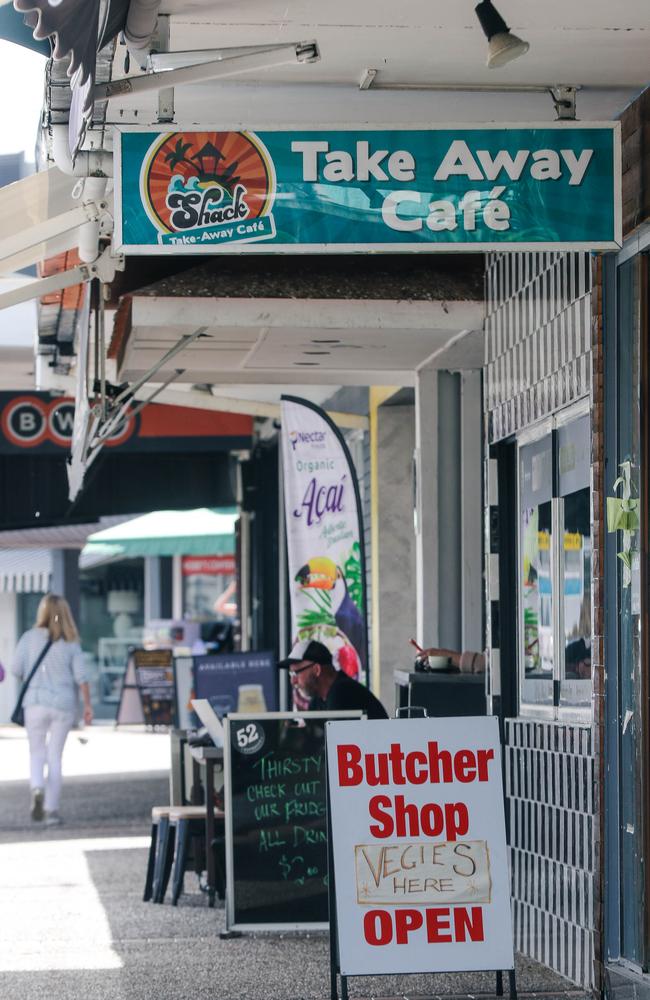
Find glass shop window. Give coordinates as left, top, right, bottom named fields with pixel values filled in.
left=518, top=410, right=592, bottom=720
left=558, top=416, right=591, bottom=710
left=519, top=435, right=554, bottom=710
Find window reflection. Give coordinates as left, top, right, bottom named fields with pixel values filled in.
left=562, top=487, right=591, bottom=681
left=522, top=500, right=553, bottom=677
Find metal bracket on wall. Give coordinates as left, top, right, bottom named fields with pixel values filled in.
left=549, top=86, right=577, bottom=121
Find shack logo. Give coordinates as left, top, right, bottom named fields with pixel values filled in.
left=140, top=131, right=277, bottom=248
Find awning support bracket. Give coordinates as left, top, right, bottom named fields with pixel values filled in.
left=0, top=247, right=125, bottom=311
left=90, top=327, right=208, bottom=446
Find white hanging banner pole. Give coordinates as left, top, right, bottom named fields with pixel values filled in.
left=96, top=40, right=319, bottom=101
left=280, top=395, right=369, bottom=687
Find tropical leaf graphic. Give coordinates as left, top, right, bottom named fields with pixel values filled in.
left=297, top=587, right=335, bottom=630
left=343, top=543, right=364, bottom=612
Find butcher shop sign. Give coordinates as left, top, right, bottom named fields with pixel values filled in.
left=325, top=715, right=514, bottom=979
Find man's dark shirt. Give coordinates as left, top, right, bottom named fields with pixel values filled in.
left=311, top=671, right=389, bottom=720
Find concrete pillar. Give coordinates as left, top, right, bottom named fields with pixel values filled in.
left=144, top=556, right=173, bottom=622
left=415, top=368, right=439, bottom=647
left=51, top=549, right=80, bottom=623
left=437, top=372, right=462, bottom=652
left=376, top=404, right=417, bottom=710
left=460, top=371, right=484, bottom=653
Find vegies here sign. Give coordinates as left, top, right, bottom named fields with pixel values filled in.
left=325, top=717, right=513, bottom=976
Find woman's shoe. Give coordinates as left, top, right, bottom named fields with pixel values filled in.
left=44, top=811, right=62, bottom=827
left=30, top=788, right=44, bottom=822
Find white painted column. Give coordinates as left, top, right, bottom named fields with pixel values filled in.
left=171, top=555, right=183, bottom=620
left=414, top=367, right=439, bottom=647
left=0, top=592, right=18, bottom=723
left=460, top=371, right=484, bottom=653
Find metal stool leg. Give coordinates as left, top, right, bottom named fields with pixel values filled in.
left=143, top=821, right=158, bottom=901
left=154, top=817, right=175, bottom=904
left=171, top=819, right=190, bottom=906
left=152, top=816, right=170, bottom=903
left=212, top=824, right=226, bottom=900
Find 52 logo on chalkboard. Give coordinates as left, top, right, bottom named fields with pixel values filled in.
left=233, top=722, right=265, bottom=755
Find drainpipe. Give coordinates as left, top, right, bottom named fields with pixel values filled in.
left=123, top=0, right=162, bottom=61
left=51, top=123, right=113, bottom=178
left=50, top=124, right=113, bottom=263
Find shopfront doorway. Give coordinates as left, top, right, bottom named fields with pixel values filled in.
left=604, top=249, right=650, bottom=977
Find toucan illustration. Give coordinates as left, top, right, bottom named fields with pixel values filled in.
left=295, top=556, right=337, bottom=590
left=296, top=558, right=366, bottom=669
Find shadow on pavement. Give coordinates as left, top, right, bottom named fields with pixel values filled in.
left=0, top=770, right=589, bottom=1000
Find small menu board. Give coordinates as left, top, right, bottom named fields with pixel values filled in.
left=116, top=648, right=175, bottom=727
left=135, top=649, right=175, bottom=726
left=193, top=650, right=277, bottom=719
left=223, top=711, right=361, bottom=931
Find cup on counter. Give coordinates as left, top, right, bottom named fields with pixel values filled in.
left=237, top=684, right=267, bottom=713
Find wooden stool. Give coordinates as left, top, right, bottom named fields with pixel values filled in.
left=169, top=805, right=226, bottom=906
left=144, top=806, right=172, bottom=903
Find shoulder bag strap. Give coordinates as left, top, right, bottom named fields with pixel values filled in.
left=14, top=638, right=54, bottom=707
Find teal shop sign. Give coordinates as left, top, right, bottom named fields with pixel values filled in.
left=114, top=124, right=621, bottom=254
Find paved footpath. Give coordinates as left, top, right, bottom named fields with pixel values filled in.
left=0, top=726, right=588, bottom=1000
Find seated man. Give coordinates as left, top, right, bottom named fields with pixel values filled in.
left=279, top=639, right=388, bottom=720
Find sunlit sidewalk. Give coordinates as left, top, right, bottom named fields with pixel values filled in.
left=0, top=724, right=170, bottom=783
left=0, top=728, right=588, bottom=1000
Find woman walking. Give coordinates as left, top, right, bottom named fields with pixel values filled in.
left=11, top=594, right=92, bottom=825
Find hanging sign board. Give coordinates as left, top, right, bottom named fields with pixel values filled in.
left=325, top=716, right=514, bottom=976
left=280, top=396, right=368, bottom=692
left=115, top=124, right=621, bottom=253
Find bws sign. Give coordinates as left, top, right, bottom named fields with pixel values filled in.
left=325, top=716, right=513, bottom=976
left=1, top=396, right=134, bottom=450
left=116, top=124, right=620, bottom=253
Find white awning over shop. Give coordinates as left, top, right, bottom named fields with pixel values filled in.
left=0, top=167, right=88, bottom=275
left=0, top=548, right=52, bottom=593
left=0, top=167, right=115, bottom=311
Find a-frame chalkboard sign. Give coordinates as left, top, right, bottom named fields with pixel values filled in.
left=223, top=711, right=362, bottom=932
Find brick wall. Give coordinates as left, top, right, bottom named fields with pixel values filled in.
left=621, top=87, right=650, bottom=238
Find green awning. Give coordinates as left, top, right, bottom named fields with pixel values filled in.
left=83, top=508, right=237, bottom=559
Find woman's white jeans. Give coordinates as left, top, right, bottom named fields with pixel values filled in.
left=24, top=705, right=75, bottom=812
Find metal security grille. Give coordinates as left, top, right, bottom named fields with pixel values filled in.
left=485, top=252, right=591, bottom=443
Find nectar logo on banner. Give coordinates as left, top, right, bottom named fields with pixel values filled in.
left=140, top=131, right=277, bottom=248
left=289, top=429, right=327, bottom=451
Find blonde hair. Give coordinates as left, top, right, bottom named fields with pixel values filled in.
left=35, top=593, right=79, bottom=643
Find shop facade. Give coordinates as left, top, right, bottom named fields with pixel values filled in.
left=484, top=249, right=596, bottom=988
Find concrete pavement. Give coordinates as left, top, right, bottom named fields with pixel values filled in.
left=0, top=726, right=588, bottom=1000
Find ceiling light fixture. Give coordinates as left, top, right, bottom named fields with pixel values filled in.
left=474, top=1, right=530, bottom=69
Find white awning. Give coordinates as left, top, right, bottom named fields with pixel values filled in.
left=0, top=548, right=52, bottom=593
left=0, top=166, right=87, bottom=275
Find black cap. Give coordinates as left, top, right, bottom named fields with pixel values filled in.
left=565, top=638, right=590, bottom=664
left=278, top=639, right=333, bottom=670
